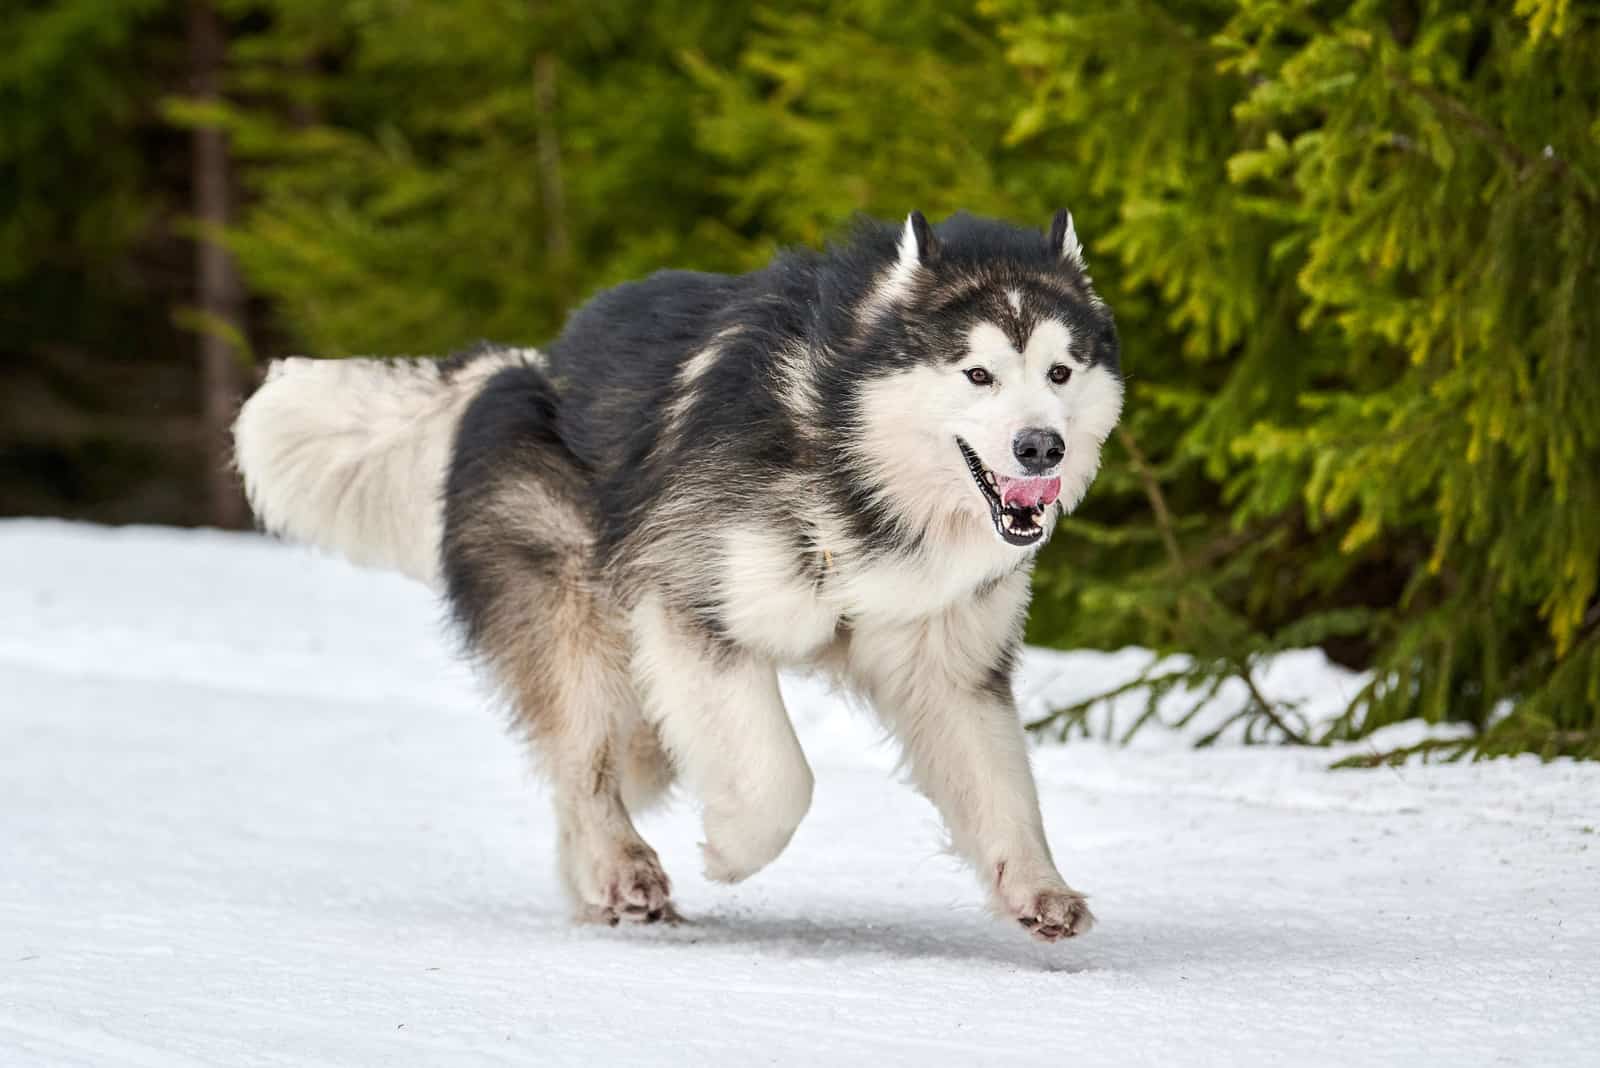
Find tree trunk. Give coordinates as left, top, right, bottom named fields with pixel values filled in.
left=188, top=0, right=247, bottom=529
left=534, top=52, right=569, bottom=263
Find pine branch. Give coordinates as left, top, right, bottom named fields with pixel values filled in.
left=1385, top=69, right=1596, bottom=200
left=1233, top=657, right=1311, bottom=745
left=1113, top=427, right=1312, bottom=745
left=1330, top=737, right=1473, bottom=769
left=1117, top=426, right=1186, bottom=573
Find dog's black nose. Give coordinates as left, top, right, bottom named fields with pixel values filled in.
left=1013, top=428, right=1065, bottom=473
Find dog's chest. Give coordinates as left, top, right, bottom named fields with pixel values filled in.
left=715, top=526, right=842, bottom=662
left=828, top=549, right=1019, bottom=625
left=714, top=523, right=1022, bottom=662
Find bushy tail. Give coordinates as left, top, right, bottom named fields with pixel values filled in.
left=232, top=348, right=535, bottom=587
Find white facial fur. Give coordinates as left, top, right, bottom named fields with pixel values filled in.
left=849, top=316, right=1124, bottom=543
left=956, top=318, right=1119, bottom=482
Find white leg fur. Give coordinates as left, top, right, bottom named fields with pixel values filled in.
left=630, top=593, right=814, bottom=883
left=540, top=644, right=672, bottom=924
left=550, top=703, right=675, bottom=925
left=848, top=598, right=1094, bottom=942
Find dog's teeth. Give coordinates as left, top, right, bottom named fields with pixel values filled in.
left=984, top=471, right=997, bottom=487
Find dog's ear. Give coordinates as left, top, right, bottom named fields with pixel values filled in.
left=898, top=210, right=939, bottom=269
left=1048, top=209, right=1086, bottom=271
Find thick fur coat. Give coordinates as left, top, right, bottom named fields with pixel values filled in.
left=233, top=211, right=1123, bottom=940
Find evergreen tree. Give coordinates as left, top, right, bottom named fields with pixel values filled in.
left=0, top=0, right=213, bottom=524
left=195, top=0, right=762, bottom=354
left=985, top=0, right=1600, bottom=756
left=10, top=0, right=1593, bottom=756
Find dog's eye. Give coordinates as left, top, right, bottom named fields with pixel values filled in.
left=964, top=367, right=993, bottom=386
left=1047, top=364, right=1072, bottom=385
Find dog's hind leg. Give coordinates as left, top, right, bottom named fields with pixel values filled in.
left=630, top=592, right=814, bottom=884
left=455, top=541, right=674, bottom=922
left=442, top=372, right=674, bottom=924
left=616, top=709, right=677, bottom=816
left=550, top=702, right=678, bottom=926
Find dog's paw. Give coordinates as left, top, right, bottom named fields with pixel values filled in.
left=576, top=899, right=681, bottom=927
left=573, top=844, right=676, bottom=926
left=699, top=791, right=809, bottom=884
left=700, top=837, right=772, bottom=885
left=1013, top=887, right=1094, bottom=942
left=993, top=864, right=1095, bottom=943
left=699, top=818, right=799, bottom=884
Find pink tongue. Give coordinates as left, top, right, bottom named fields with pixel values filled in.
left=999, top=476, right=1061, bottom=509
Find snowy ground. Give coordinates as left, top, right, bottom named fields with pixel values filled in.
left=3, top=521, right=1596, bottom=1066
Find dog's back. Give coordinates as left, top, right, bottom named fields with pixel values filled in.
left=542, top=269, right=743, bottom=477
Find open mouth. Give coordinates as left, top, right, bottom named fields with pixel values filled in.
left=956, top=438, right=1061, bottom=547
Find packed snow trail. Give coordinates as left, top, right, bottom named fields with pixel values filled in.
left=2, top=522, right=1596, bottom=1066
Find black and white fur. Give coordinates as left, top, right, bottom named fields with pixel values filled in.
left=233, top=211, right=1124, bottom=941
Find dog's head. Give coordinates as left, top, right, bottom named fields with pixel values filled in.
left=843, top=210, right=1124, bottom=549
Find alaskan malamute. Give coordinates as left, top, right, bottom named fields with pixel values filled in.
left=233, top=211, right=1123, bottom=941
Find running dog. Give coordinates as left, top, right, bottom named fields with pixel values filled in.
left=233, top=210, right=1124, bottom=941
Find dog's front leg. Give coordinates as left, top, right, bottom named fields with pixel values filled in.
left=630, top=592, right=814, bottom=884
left=850, top=617, right=1094, bottom=942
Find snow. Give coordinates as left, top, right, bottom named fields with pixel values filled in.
left=2, top=520, right=1597, bottom=1066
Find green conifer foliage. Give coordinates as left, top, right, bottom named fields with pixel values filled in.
left=991, top=1, right=1600, bottom=756
left=0, top=0, right=210, bottom=523
left=205, top=0, right=1598, bottom=755
left=196, top=0, right=760, bottom=354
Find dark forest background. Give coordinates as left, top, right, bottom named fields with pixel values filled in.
left=3, top=0, right=1597, bottom=756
